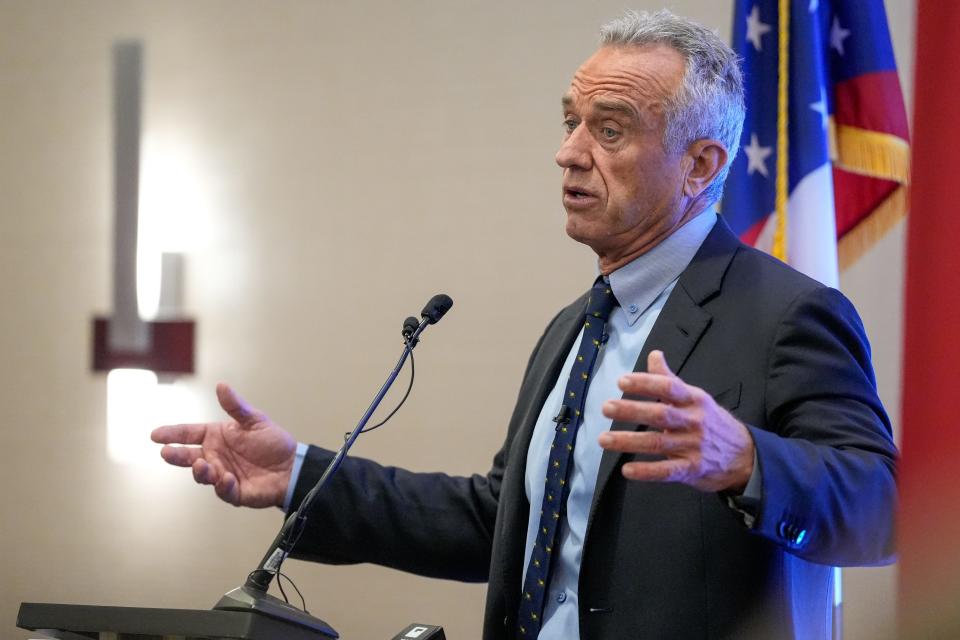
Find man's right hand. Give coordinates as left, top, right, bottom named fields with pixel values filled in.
left=151, top=383, right=297, bottom=509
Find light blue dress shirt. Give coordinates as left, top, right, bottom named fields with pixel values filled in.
left=522, top=209, right=718, bottom=639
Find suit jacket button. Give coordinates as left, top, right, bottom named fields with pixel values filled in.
left=777, top=520, right=789, bottom=539
left=778, top=520, right=808, bottom=547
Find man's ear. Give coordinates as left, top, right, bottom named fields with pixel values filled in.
left=682, top=139, right=728, bottom=199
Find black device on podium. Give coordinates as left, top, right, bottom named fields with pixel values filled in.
left=17, top=296, right=453, bottom=640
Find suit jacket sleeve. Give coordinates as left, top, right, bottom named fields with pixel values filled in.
left=747, top=285, right=897, bottom=566
left=285, top=445, right=499, bottom=582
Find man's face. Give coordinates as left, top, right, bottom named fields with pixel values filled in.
left=557, top=44, right=691, bottom=270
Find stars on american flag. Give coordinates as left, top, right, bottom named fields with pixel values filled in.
left=745, top=5, right=772, bottom=51
left=810, top=87, right=829, bottom=130
left=830, top=17, right=851, bottom=55
left=739, top=2, right=845, bottom=181
left=744, top=133, right=773, bottom=178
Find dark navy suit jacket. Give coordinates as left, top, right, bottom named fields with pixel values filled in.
left=288, top=218, right=897, bottom=639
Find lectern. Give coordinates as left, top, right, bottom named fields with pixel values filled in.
left=16, top=602, right=338, bottom=640
left=16, top=603, right=447, bottom=640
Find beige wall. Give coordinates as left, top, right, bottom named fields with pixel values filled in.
left=0, top=1, right=914, bottom=638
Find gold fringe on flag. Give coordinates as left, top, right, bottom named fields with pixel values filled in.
left=830, top=122, right=911, bottom=183
left=827, top=119, right=911, bottom=270
left=837, top=184, right=908, bottom=270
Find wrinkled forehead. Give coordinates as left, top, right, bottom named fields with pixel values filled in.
left=564, top=44, right=685, bottom=118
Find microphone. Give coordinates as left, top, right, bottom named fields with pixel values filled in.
left=213, top=293, right=454, bottom=637
left=421, top=294, right=453, bottom=324
left=404, top=294, right=453, bottom=347
left=402, top=316, right=420, bottom=344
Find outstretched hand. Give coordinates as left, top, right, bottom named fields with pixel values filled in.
left=598, top=350, right=755, bottom=494
left=151, top=384, right=297, bottom=508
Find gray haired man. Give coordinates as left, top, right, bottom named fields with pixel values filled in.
left=155, top=10, right=896, bottom=639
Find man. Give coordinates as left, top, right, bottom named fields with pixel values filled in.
left=153, top=10, right=896, bottom=639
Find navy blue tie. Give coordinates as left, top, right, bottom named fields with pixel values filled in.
left=516, top=279, right=618, bottom=637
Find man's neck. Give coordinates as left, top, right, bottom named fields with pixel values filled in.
left=597, top=200, right=712, bottom=275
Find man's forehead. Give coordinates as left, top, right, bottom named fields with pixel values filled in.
left=563, top=44, right=683, bottom=110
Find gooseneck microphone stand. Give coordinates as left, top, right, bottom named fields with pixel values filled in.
left=213, top=295, right=454, bottom=638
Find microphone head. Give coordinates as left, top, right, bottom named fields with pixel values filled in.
left=421, top=294, right=453, bottom=324
left=401, top=316, right=420, bottom=339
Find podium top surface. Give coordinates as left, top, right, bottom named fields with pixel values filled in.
left=17, top=602, right=334, bottom=640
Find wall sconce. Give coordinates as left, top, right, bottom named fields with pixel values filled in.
left=92, top=41, right=196, bottom=464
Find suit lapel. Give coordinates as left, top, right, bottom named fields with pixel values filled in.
left=586, top=217, right=742, bottom=529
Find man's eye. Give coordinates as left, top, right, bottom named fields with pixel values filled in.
left=563, top=119, right=579, bottom=133
left=601, top=127, right=620, bottom=139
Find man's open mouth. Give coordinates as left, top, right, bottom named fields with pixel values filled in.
left=564, top=187, right=596, bottom=199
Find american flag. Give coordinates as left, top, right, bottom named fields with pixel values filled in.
left=723, top=0, right=909, bottom=286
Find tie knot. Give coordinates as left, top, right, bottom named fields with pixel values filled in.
left=585, top=280, right=618, bottom=321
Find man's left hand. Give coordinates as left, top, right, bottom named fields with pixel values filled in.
left=598, top=350, right=755, bottom=493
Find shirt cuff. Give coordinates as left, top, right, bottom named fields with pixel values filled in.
left=724, top=448, right=761, bottom=527
left=281, top=442, right=309, bottom=512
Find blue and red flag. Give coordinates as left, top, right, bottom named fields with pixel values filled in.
left=723, top=0, right=909, bottom=286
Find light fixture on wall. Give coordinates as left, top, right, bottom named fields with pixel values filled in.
left=92, top=41, right=196, bottom=464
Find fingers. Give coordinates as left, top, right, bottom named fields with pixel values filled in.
left=159, top=443, right=204, bottom=467
left=600, top=352, right=754, bottom=493
left=617, top=370, right=694, bottom=407
left=189, top=458, right=240, bottom=505
left=152, top=423, right=207, bottom=445
left=214, top=471, right=240, bottom=506
left=599, top=430, right=697, bottom=484
left=216, top=383, right=263, bottom=426
left=621, top=458, right=691, bottom=483
left=647, top=350, right=674, bottom=376
left=598, top=430, right=696, bottom=455
left=192, top=457, right=219, bottom=484
left=602, top=399, right=696, bottom=430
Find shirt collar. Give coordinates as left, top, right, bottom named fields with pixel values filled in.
left=605, top=207, right=718, bottom=326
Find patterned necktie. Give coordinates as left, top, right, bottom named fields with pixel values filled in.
left=516, top=279, right=619, bottom=638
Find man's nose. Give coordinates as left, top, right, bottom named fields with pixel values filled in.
left=555, top=126, right=592, bottom=171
